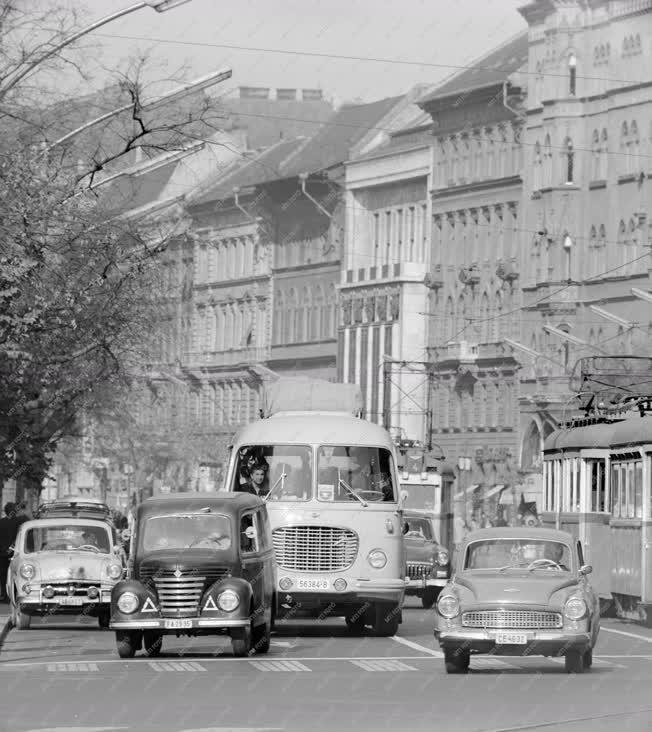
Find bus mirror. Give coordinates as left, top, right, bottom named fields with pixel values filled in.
left=402, top=521, right=409, bottom=535
left=579, top=564, right=592, bottom=576
left=244, top=526, right=256, bottom=540
left=399, top=490, right=408, bottom=506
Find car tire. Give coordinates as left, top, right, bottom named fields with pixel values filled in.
left=98, top=609, right=111, bottom=629
left=345, top=613, right=366, bottom=633
left=373, top=602, right=400, bottom=637
left=582, top=648, right=593, bottom=668
left=444, top=649, right=470, bottom=674
left=12, top=603, right=31, bottom=630
left=116, top=630, right=141, bottom=659
left=252, top=621, right=271, bottom=654
left=564, top=649, right=585, bottom=674
left=421, top=588, right=440, bottom=609
left=231, top=624, right=252, bottom=657
left=143, top=631, right=163, bottom=657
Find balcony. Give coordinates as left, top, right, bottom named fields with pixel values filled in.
left=431, top=341, right=479, bottom=365
left=183, top=346, right=269, bottom=368
left=424, top=264, right=444, bottom=290
left=496, top=258, right=519, bottom=283
left=458, top=264, right=480, bottom=286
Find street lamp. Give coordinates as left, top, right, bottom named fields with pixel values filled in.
left=0, top=0, right=194, bottom=99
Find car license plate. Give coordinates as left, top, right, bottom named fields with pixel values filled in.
left=296, top=577, right=330, bottom=591
left=58, top=596, right=84, bottom=606
left=496, top=632, right=527, bottom=645
left=164, top=619, right=193, bottom=630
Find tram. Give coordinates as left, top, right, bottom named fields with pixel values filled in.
left=542, top=357, right=652, bottom=625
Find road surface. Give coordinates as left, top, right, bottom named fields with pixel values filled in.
left=0, top=599, right=651, bottom=732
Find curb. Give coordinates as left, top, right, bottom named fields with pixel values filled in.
left=0, top=615, right=12, bottom=650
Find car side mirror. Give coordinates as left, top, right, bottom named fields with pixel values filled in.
left=579, top=564, right=592, bottom=576
left=402, top=521, right=409, bottom=535
left=244, top=526, right=256, bottom=540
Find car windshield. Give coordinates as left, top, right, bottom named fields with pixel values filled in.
left=317, top=445, right=396, bottom=503
left=232, top=445, right=312, bottom=501
left=141, top=513, right=232, bottom=552
left=25, top=524, right=111, bottom=554
left=404, top=517, right=434, bottom=540
left=465, top=539, right=572, bottom=571
left=401, top=484, right=436, bottom=512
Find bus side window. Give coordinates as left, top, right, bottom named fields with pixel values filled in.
left=240, top=513, right=258, bottom=554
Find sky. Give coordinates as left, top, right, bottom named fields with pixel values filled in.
left=59, top=0, right=527, bottom=105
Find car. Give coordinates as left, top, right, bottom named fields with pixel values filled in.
left=109, top=492, right=276, bottom=659
left=35, top=500, right=114, bottom=523
left=433, top=527, right=600, bottom=674
left=403, top=512, right=450, bottom=608
left=7, top=516, right=126, bottom=630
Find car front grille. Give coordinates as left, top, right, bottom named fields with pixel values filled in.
left=41, top=581, right=99, bottom=597
left=138, top=564, right=230, bottom=617
left=461, top=610, right=563, bottom=629
left=406, top=562, right=433, bottom=579
left=272, top=526, right=359, bottom=572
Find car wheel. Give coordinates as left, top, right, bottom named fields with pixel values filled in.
left=421, top=588, right=440, bottom=609
left=143, top=631, right=163, bottom=657
left=116, top=630, right=141, bottom=659
left=231, top=623, right=252, bottom=657
left=97, top=609, right=111, bottom=629
left=582, top=648, right=593, bottom=668
left=345, top=612, right=366, bottom=633
left=373, top=602, right=400, bottom=637
left=564, top=649, right=585, bottom=674
left=444, top=649, right=470, bottom=674
left=252, top=621, right=271, bottom=654
left=14, top=605, right=31, bottom=630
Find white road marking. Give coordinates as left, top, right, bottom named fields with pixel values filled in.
left=21, top=728, right=128, bottom=732
left=177, top=728, right=283, bottom=731
left=249, top=659, right=311, bottom=672
left=148, top=661, right=205, bottom=672
left=602, top=626, right=652, bottom=643
left=548, top=657, right=625, bottom=669
left=270, top=641, right=296, bottom=648
left=470, top=657, right=520, bottom=670
left=351, top=659, right=417, bottom=672
left=46, top=662, right=99, bottom=673
left=389, top=634, right=444, bottom=657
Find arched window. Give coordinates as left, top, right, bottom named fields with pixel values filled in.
left=543, top=134, right=552, bottom=186
left=591, top=130, right=600, bottom=180
left=521, top=421, right=543, bottom=471
left=299, top=286, right=310, bottom=341
left=629, top=217, right=639, bottom=274
left=224, top=305, right=234, bottom=350
left=588, top=226, right=597, bottom=277
left=621, top=121, right=629, bottom=174
left=314, top=284, right=324, bottom=340
left=600, top=128, right=608, bottom=179
left=533, top=141, right=542, bottom=190
left=630, top=121, right=640, bottom=172
left=286, top=289, right=297, bottom=342
left=326, top=283, right=336, bottom=338
left=563, top=137, right=574, bottom=183
left=273, top=290, right=284, bottom=345
left=568, top=54, right=577, bottom=96
left=618, top=219, right=627, bottom=270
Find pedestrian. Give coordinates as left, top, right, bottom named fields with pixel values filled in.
left=0, top=502, right=28, bottom=601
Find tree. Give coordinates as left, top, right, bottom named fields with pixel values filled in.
left=0, top=1, right=225, bottom=504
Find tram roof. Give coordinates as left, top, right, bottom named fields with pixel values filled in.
left=233, top=413, right=395, bottom=449
left=543, top=422, right=617, bottom=451
left=609, top=414, right=652, bottom=447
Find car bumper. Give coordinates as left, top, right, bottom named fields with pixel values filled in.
left=17, top=594, right=112, bottom=613
left=111, top=617, right=250, bottom=631
left=277, top=578, right=406, bottom=607
left=405, top=578, right=447, bottom=590
left=436, top=628, right=592, bottom=655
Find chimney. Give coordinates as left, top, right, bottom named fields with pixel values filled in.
left=301, top=89, right=323, bottom=101
left=239, top=86, right=270, bottom=99
left=276, top=88, right=297, bottom=100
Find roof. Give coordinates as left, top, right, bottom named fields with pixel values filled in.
left=99, top=157, right=179, bottom=214
left=189, top=137, right=305, bottom=206
left=20, top=517, right=112, bottom=529
left=609, top=415, right=652, bottom=448
left=280, top=95, right=403, bottom=177
left=234, top=414, right=395, bottom=450
left=138, top=491, right=263, bottom=515
left=418, top=31, right=528, bottom=105
left=543, top=422, right=618, bottom=452
left=462, top=527, right=575, bottom=544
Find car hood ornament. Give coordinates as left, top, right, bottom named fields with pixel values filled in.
left=173, top=568, right=182, bottom=579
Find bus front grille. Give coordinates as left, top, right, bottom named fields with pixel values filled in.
left=272, top=526, right=359, bottom=572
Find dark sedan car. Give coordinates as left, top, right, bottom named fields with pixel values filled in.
left=434, top=527, right=600, bottom=674
left=403, top=513, right=450, bottom=608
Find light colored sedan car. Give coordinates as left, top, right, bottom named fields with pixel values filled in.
left=434, top=528, right=600, bottom=674
left=7, top=517, right=125, bottom=629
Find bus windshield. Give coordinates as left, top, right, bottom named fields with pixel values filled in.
left=317, top=445, right=396, bottom=503
left=232, top=445, right=313, bottom=501
left=401, top=483, right=436, bottom=511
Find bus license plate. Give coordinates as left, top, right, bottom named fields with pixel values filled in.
left=296, top=578, right=330, bottom=591
left=496, top=633, right=527, bottom=645
left=164, top=619, right=193, bottom=629
left=58, top=597, right=84, bottom=606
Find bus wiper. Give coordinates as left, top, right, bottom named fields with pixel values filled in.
left=338, top=472, right=367, bottom=507
left=264, top=471, right=286, bottom=502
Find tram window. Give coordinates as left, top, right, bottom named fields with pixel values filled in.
left=589, top=460, right=606, bottom=512
left=634, top=463, right=643, bottom=519
left=611, top=465, right=620, bottom=518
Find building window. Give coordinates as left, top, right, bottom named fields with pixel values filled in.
left=564, top=138, right=574, bottom=184
left=533, top=141, right=542, bottom=190
left=568, top=54, right=577, bottom=96
left=543, top=134, right=552, bottom=186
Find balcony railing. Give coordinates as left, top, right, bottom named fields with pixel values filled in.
left=183, top=346, right=269, bottom=367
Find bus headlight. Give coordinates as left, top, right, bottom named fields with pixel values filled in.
left=564, top=597, right=587, bottom=620
left=367, top=549, right=387, bottom=569
left=279, top=577, right=293, bottom=591
left=334, top=578, right=347, bottom=592
left=217, top=589, right=240, bottom=612
left=437, top=594, right=460, bottom=618
left=436, top=550, right=449, bottom=566
left=117, top=592, right=139, bottom=614
left=20, top=564, right=35, bottom=580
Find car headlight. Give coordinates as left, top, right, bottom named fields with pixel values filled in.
left=20, top=564, right=35, bottom=580
left=106, top=564, right=122, bottom=580
left=217, top=589, right=240, bottom=612
left=116, top=591, right=139, bottom=614
left=437, top=593, right=460, bottom=618
left=564, top=597, right=587, bottom=620
left=436, top=550, right=449, bottom=566
left=367, top=549, right=387, bottom=569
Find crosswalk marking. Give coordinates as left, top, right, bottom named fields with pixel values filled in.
left=351, top=659, right=417, bottom=672
left=470, top=657, right=519, bottom=670
left=148, top=661, right=205, bottom=672
left=548, top=657, right=623, bottom=669
left=249, top=660, right=311, bottom=672
left=46, top=662, right=99, bottom=673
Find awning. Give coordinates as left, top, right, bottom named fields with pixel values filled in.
left=454, top=483, right=479, bottom=500
left=499, top=487, right=516, bottom=505
left=484, top=484, right=505, bottom=500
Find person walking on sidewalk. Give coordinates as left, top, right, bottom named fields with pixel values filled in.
left=0, top=502, right=28, bottom=602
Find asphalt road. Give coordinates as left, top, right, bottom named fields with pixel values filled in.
left=0, top=599, right=651, bottom=732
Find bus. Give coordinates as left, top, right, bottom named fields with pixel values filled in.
left=223, top=377, right=407, bottom=636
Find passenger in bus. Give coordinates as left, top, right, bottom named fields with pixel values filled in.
left=237, top=461, right=270, bottom=497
